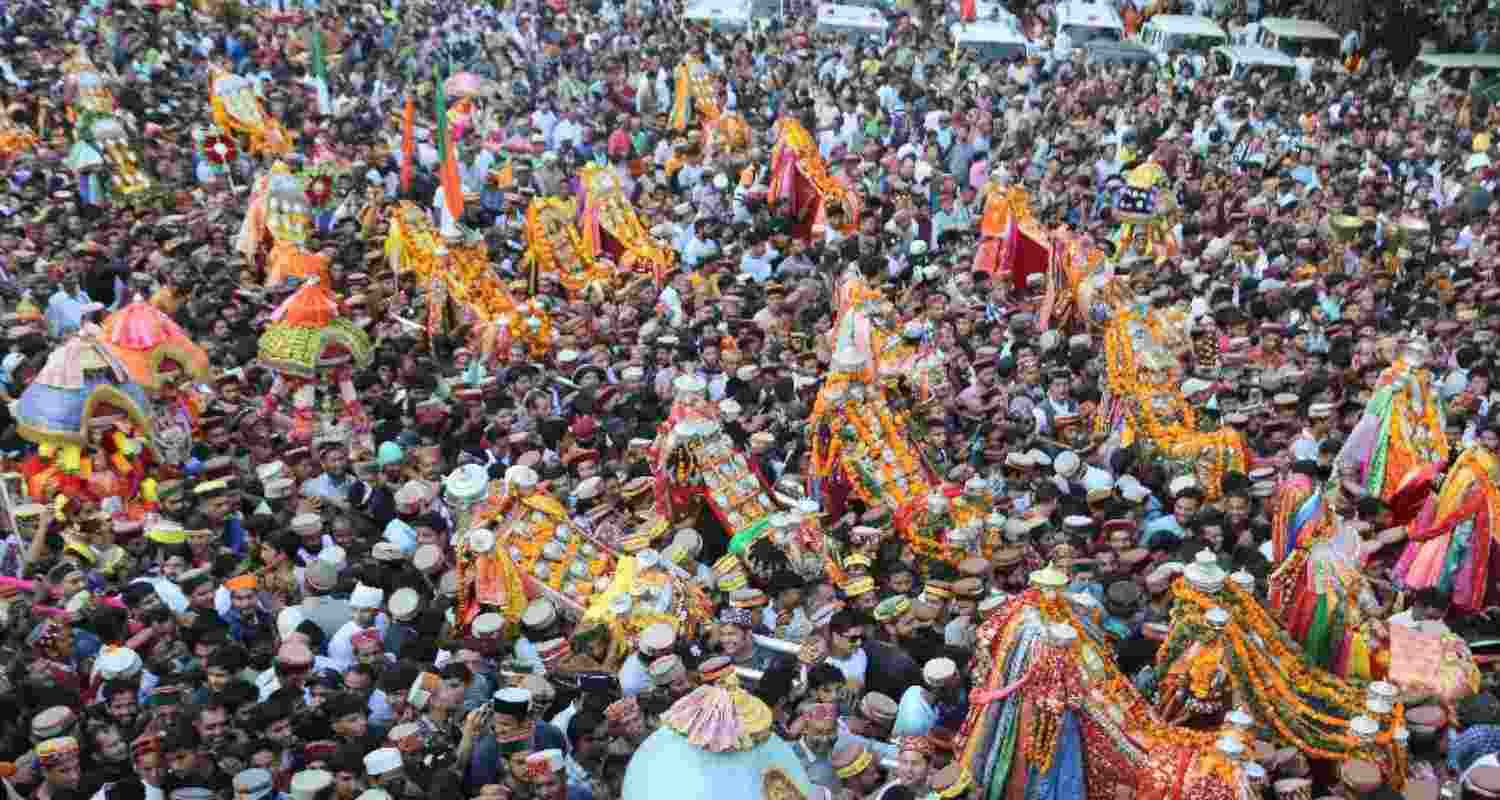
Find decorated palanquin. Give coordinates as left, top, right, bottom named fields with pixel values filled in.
left=465, top=470, right=618, bottom=624
left=209, top=67, right=292, bottom=157
left=1038, top=227, right=1106, bottom=333
left=957, top=565, right=1250, bottom=800
left=829, top=266, right=950, bottom=406
left=61, top=47, right=152, bottom=202
left=767, top=118, right=860, bottom=242
left=1156, top=552, right=1409, bottom=786
left=669, top=55, right=714, bottom=131
left=0, top=104, right=38, bottom=163
left=99, top=299, right=212, bottom=466
left=1395, top=443, right=1500, bottom=613
left=1080, top=267, right=1248, bottom=498
left=1113, top=160, right=1179, bottom=265
left=15, top=331, right=161, bottom=509
left=652, top=375, right=776, bottom=557
left=237, top=161, right=333, bottom=288
left=808, top=345, right=939, bottom=561
left=1336, top=338, right=1449, bottom=504
left=578, top=164, right=675, bottom=283
left=973, top=181, right=1053, bottom=291
left=521, top=196, right=610, bottom=300
left=582, top=540, right=715, bottom=665
left=256, top=280, right=374, bottom=441
left=385, top=200, right=517, bottom=339
left=667, top=55, right=750, bottom=157
left=1266, top=475, right=1386, bottom=680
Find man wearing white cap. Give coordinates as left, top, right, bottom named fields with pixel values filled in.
left=891, top=657, right=959, bottom=738
left=1291, top=402, right=1333, bottom=462
left=329, top=584, right=388, bottom=670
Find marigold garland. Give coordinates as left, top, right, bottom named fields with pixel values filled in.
left=1158, top=578, right=1406, bottom=787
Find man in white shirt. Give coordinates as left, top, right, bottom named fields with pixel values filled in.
left=619, top=623, right=675, bottom=696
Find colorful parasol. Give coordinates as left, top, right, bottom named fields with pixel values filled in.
left=257, top=280, right=373, bottom=379
left=15, top=329, right=157, bottom=454
left=99, top=299, right=212, bottom=392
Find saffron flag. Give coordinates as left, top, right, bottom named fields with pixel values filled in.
left=400, top=94, right=415, bottom=195
left=434, top=66, right=463, bottom=224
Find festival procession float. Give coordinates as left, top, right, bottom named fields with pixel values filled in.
left=1394, top=442, right=1500, bottom=614
left=668, top=52, right=751, bottom=158
left=1335, top=336, right=1450, bottom=509
left=385, top=199, right=518, bottom=346
left=972, top=175, right=1055, bottom=291
left=1262, top=469, right=1482, bottom=694
left=1064, top=248, right=1249, bottom=498
left=651, top=374, right=778, bottom=563
left=456, top=463, right=619, bottom=627
left=98, top=298, right=214, bottom=466
left=1111, top=160, right=1181, bottom=265
left=14, top=330, right=162, bottom=511
left=255, top=279, right=375, bottom=447
left=237, top=161, right=334, bottom=287
left=208, top=66, right=293, bottom=158
left=1152, top=552, right=1446, bottom=796
left=957, top=563, right=1255, bottom=800
left=767, top=118, right=860, bottom=242
left=577, top=522, right=717, bottom=665
left=60, top=47, right=154, bottom=205
left=0, top=99, right=38, bottom=164
left=578, top=163, right=677, bottom=285
left=521, top=196, right=612, bottom=301
left=624, top=675, right=815, bottom=800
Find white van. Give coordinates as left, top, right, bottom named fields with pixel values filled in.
left=951, top=0, right=1021, bottom=27
left=1136, top=14, right=1227, bottom=62
left=950, top=20, right=1030, bottom=63
left=816, top=3, right=889, bottom=44
left=684, top=0, right=753, bottom=31
left=1409, top=53, right=1500, bottom=106
left=1055, top=1, right=1123, bottom=45
left=1211, top=45, right=1297, bottom=80
left=1256, top=18, right=1340, bottom=59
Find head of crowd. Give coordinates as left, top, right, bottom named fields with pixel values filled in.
left=5, top=0, right=1500, bottom=799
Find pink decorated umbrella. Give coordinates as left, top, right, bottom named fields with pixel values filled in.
left=99, top=298, right=212, bottom=393
left=444, top=72, right=496, bottom=99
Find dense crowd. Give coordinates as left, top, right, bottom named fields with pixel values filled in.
left=3, top=0, right=1500, bottom=799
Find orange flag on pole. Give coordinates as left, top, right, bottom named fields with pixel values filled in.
left=400, top=95, right=415, bottom=195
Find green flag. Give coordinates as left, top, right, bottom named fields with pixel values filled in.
left=309, top=23, right=325, bottom=83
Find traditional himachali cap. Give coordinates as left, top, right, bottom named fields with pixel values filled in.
left=649, top=654, right=687, bottom=685
left=32, top=707, right=77, bottom=741
left=36, top=736, right=79, bottom=767
left=289, top=769, right=333, bottom=800
left=923, top=657, right=957, bottom=686
left=363, top=748, right=403, bottom=777
left=526, top=749, right=565, bottom=780
left=523, top=598, right=558, bottom=630
left=832, top=742, right=875, bottom=779
left=640, top=623, right=676, bottom=655
left=93, top=646, right=142, bottom=682
left=493, top=687, right=533, bottom=719
left=350, top=584, right=384, bottom=609
left=472, top=613, right=505, bottom=638
left=843, top=575, right=876, bottom=598
left=686, top=656, right=730, bottom=686
left=873, top=595, right=912, bottom=622
left=234, top=768, right=275, bottom=800
left=605, top=697, right=643, bottom=725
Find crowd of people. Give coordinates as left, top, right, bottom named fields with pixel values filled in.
left=2, top=0, right=1500, bottom=799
